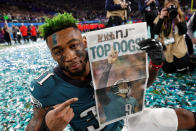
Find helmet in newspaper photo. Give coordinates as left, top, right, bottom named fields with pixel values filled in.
left=111, top=79, right=131, bottom=99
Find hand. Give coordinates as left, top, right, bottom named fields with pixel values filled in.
left=108, top=47, right=118, bottom=64
left=45, top=98, right=78, bottom=131
left=150, top=0, right=156, bottom=2
left=147, top=0, right=156, bottom=5
left=192, top=38, right=196, bottom=44
left=160, top=8, right=168, bottom=19
left=174, top=14, right=181, bottom=23
left=120, top=2, right=128, bottom=9
left=138, top=39, right=164, bottom=65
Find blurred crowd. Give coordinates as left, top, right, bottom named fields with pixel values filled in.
left=0, top=0, right=195, bottom=49
left=0, top=0, right=106, bottom=23
left=0, top=0, right=193, bottom=23
left=0, top=24, right=40, bottom=45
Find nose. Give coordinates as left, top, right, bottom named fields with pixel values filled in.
left=63, top=49, right=77, bottom=62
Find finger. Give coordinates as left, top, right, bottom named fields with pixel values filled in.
left=64, top=108, right=74, bottom=122
left=162, top=8, right=167, bottom=11
left=142, top=46, right=161, bottom=53
left=66, top=107, right=73, bottom=115
left=60, top=105, right=71, bottom=115
left=65, top=106, right=72, bottom=113
left=140, top=45, right=151, bottom=50
left=138, top=39, right=150, bottom=47
left=53, top=103, right=61, bottom=109
left=111, top=46, right=115, bottom=53
left=56, top=98, right=78, bottom=112
left=63, top=107, right=74, bottom=120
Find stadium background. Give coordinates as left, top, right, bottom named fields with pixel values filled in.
left=0, top=0, right=195, bottom=131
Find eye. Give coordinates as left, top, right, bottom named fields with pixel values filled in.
left=53, top=48, right=63, bottom=56
left=70, top=43, right=80, bottom=49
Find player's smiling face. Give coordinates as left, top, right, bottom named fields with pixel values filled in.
left=47, top=27, right=87, bottom=77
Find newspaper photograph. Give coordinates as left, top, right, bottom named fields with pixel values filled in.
left=96, top=78, right=146, bottom=124
left=86, top=22, right=148, bottom=126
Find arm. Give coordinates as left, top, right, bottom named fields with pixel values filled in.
left=146, top=0, right=155, bottom=6
left=176, top=21, right=187, bottom=35
left=140, top=0, right=151, bottom=11
left=153, top=18, right=164, bottom=34
left=98, top=63, right=112, bottom=88
left=44, top=98, right=78, bottom=131
left=25, top=107, right=47, bottom=131
left=105, top=0, right=122, bottom=11
left=142, top=0, right=158, bottom=11
left=26, top=98, right=78, bottom=131
left=187, top=13, right=196, bottom=39
left=153, top=7, right=168, bottom=35
left=147, top=66, right=158, bottom=87
left=138, top=39, right=164, bottom=87
left=97, top=48, right=118, bottom=105
left=175, top=108, right=195, bottom=130
left=98, top=48, right=118, bottom=88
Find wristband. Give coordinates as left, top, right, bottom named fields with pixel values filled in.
left=150, top=61, right=163, bottom=70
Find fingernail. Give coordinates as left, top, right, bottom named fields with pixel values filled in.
left=74, top=98, right=79, bottom=101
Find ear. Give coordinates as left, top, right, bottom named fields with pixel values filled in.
left=82, top=36, right=87, bottom=48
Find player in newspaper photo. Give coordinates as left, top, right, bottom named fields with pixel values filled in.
left=97, top=79, right=146, bottom=124
left=96, top=48, right=146, bottom=124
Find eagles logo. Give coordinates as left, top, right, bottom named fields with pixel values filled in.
left=111, top=79, right=131, bottom=99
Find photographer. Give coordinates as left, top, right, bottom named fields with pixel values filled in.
left=153, top=0, right=189, bottom=74
left=105, top=0, right=128, bottom=27
left=138, top=0, right=160, bottom=38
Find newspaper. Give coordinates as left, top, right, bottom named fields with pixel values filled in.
left=86, top=22, right=149, bottom=126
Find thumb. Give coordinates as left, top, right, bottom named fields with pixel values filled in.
left=56, top=98, right=78, bottom=112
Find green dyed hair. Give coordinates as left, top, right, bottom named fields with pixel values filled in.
left=39, top=12, right=78, bottom=39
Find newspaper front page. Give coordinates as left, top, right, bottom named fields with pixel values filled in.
left=86, top=22, right=149, bottom=126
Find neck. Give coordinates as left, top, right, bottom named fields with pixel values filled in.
left=63, top=61, right=90, bottom=81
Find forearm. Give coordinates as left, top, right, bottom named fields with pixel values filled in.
left=147, top=66, right=158, bottom=87
left=25, top=107, right=47, bottom=131
left=25, top=118, right=42, bottom=131
left=175, top=108, right=195, bottom=130
left=98, top=63, right=112, bottom=88
left=177, top=22, right=187, bottom=35
left=153, top=18, right=164, bottom=34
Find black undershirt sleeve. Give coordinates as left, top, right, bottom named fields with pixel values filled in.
left=98, top=63, right=112, bottom=88
left=176, top=21, right=187, bottom=35
left=97, top=63, right=112, bottom=105
left=153, top=18, right=164, bottom=34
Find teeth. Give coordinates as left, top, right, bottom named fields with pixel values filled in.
left=118, top=89, right=129, bottom=93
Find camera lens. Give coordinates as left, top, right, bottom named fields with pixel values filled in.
left=167, top=5, right=178, bottom=19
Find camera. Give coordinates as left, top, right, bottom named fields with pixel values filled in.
left=167, top=5, right=178, bottom=19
